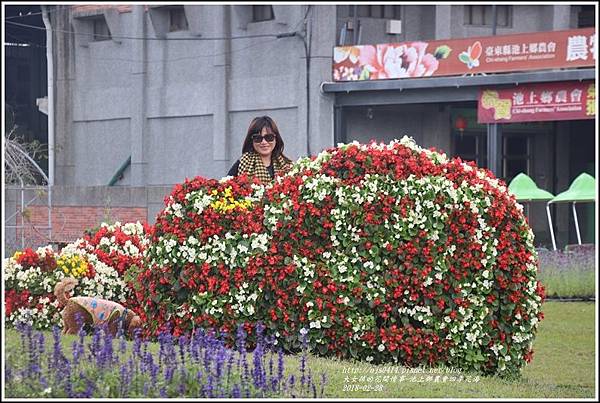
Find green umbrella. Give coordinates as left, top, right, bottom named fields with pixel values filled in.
left=508, top=173, right=554, bottom=201
left=546, top=173, right=596, bottom=250
left=549, top=173, right=596, bottom=203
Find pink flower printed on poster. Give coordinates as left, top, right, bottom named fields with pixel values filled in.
left=334, top=42, right=447, bottom=81
left=333, top=28, right=595, bottom=82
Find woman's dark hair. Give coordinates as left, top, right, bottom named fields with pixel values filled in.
left=242, top=116, right=291, bottom=162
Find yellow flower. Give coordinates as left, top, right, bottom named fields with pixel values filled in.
left=209, top=187, right=253, bottom=213
left=57, top=254, right=89, bottom=278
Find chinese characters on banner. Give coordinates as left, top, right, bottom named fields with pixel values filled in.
left=333, top=28, right=595, bottom=81
left=477, top=81, right=595, bottom=123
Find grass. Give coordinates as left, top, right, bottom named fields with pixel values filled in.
left=3, top=301, right=595, bottom=398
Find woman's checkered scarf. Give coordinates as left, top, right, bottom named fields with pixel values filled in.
left=238, top=152, right=292, bottom=184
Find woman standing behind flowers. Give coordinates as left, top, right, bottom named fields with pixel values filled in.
left=227, top=116, right=293, bottom=183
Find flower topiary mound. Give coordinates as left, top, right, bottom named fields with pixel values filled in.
left=4, top=221, right=150, bottom=330
left=139, top=137, right=545, bottom=377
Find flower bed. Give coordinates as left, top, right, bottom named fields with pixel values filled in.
left=3, top=221, right=150, bottom=329
left=139, top=137, right=545, bottom=377
left=5, top=322, right=325, bottom=398
left=537, top=247, right=595, bottom=299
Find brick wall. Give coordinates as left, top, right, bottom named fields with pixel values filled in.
left=15, top=206, right=147, bottom=248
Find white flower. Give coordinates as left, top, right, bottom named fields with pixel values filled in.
left=309, top=321, right=321, bottom=329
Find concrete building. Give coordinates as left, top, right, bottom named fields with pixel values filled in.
left=3, top=3, right=596, bottom=253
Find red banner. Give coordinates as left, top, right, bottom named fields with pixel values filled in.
left=477, top=81, right=595, bottom=123
left=333, top=28, right=595, bottom=81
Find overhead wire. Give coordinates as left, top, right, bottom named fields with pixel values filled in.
left=4, top=7, right=59, bottom=20
left=6, top=19, right=282, bottom=41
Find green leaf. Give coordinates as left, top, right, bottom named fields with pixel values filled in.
left=177, top=287, right=189, bottom=301
left=433, top=45, right=452, bottom=60
left=359, top=68, right=370, bottom=80
left=317, top=343, right=328, bottom=355
left=459, top=52, right=471, bottom=63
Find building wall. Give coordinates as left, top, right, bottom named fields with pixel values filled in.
left=42, top=4, right=592, bottom=250
left=52, top=4, right=582, bottom=188
left=335, top=5, right=574, bottom=45
left=52, top=4, right=336, bottom=187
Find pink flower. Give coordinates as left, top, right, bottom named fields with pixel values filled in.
left=380, top=45, right=410, bottom=79
left=358, top=45, right=378, bottom=68
left=334, top=46, right=360, bottom=64
left=404, top=42, right=439, bottom=77
left=358, top=42, right=440, bottom=79
left=420, top=53, right=439, bottom=76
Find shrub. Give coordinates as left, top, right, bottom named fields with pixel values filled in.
left=4, top=321, right=326, bottom=398
left=139, top=137, right=546, bottom=377
left=3, top=221, right=150, bottom=329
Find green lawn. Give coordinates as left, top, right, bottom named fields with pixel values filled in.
left=3, top=301, right=596, bottom=398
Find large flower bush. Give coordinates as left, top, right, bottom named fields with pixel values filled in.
left=3, top=221, right=149, bottom=329
left=138, top=137, right=545, bottom=378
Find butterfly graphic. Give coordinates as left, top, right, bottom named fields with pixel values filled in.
left=459, top=41, right=482, bottom=69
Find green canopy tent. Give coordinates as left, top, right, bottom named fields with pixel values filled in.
left=546, top=173, right=596, bottom=251
left=508, top=173, right=554, bottom=202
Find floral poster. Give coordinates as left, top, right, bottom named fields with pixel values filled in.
left=478, top=81, right=595, bottom=123
left=333, top=28, right=595, bottom=81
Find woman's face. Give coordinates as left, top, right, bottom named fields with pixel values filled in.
left=252, top=126, right=277, bottom=159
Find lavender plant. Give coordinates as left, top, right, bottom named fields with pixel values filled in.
left=537, top=247, right=596, bottom=299
left=4, top=321, right=327, bottom=398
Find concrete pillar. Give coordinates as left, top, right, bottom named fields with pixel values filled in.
left=435, top=5, right=452, bottom=40
left=554, top=121, right=571, bottom=248
left=530, top=132, right=553, bottom=247
left=307, top=5, right=337, bottom=154
left=130, top=5, right=147, bottom=185
left=53, top=6, right=75, bottom=185
left=552, top=5, right=571, bottom=30
left=212, top=5, right=231, bottom=161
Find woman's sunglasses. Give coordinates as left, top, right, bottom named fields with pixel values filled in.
left=252, top=133, right=276, bottom=143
